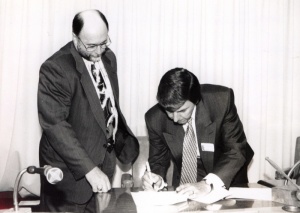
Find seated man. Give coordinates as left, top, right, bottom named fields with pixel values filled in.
left=142, top=68, right=254, bottom=198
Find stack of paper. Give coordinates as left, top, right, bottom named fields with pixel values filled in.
left=131, top=188, right=231, bottom=206
left=131, top=187, right=272, bottom=208
left=131, top=191, right=188, bottom=206
left=228, top=187, right=272, bottom=201
left=191, top=187, right=232, bottom=204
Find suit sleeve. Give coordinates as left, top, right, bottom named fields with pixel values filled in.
left=212, top=89, right=248, bottom=187
left=38, top=61, right=95, bottom=180
left=145, top=111, right=171, bottom=181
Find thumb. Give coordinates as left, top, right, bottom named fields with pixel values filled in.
left=153, top=176, right=163, bottom=190
left=92, top=184, right=98, bottom=193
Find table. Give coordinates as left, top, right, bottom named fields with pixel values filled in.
left=0, top=184, right=290, bottom=213
left=98, top=185, right=285, bottom=213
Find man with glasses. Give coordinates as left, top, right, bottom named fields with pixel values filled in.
left=38, top=9, right=139, bottom=212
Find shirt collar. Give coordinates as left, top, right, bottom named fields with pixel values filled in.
left=82, top=58, right=103, bottom=72
left=183, top=104, right=196, bottom=130
left=191, top=104, right=196, bottom=121
left=82, top=58, right=93, bottom=72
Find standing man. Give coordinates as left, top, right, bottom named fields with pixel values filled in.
left=38, top=9, right=139, bottom=212
left=142, top=68, right=254, bottom=198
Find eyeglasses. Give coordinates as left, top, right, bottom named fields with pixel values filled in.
left=77, top=35, right=111, bottom=52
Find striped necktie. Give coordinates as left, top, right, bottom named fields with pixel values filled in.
left=180, top=118, right=197, bottom=184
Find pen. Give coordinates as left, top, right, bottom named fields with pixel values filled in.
left=146, top=161, right=154, bottom=187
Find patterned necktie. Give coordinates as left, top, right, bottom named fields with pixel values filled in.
left=91, top=63, right=115, bottom=152
left=180, top=118, right=198, bottom=184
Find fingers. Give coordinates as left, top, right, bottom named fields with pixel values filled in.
left=176, top=184, right=194, bottom=196
left=97, top=177, right=111, bottom=193
left=86, top=167, right=111, bottom=193
left=92, top=185, right=98, bottom=193
left=142, top=172, right=155, bottom=191
left=92, top=178, right=111, bottom=193
left=153, top=176, right=163, bottom=191
left=189, top=190, right=198, bottom=199
left=176, top=184, right=199, bottom=198
left=142, top=172, right=162, bottom=191
left=100, top=179, right=111, bottom=192
left=176, top=182, right=212, bottom=198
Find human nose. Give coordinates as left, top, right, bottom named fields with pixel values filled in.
left=96, top=47, right=105, bottom=56
left=96, top=45, right=103, bottom=52
left=173, top=112, right=179, bottom=122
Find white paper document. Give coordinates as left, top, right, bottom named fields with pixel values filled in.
left=191, top=187, right=232, bottom=204
left=227, top=187, right=272, bottom=201
left=131, top=191, right=188, bottom=206
left=131, top=187, right=271, bottom=207
left=131, top=188, right=232, bottom=206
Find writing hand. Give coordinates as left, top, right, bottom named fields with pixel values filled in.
left=141, top=171, right=163, bottom=191
left=176, top=180, right=211, bottom=199
left=85, top=167, right=111, bottom=193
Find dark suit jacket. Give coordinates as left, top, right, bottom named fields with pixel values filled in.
left=145, top=84, right=254, bottom=188
left=38, top=42, right=139, bottom=204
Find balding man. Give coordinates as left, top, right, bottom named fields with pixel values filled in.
left=38, top=9, right=139, bottom=212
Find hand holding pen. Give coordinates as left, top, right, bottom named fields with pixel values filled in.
left=142, top=162, right=164, bottom=191
left=145, top=161, right=154, bottom=184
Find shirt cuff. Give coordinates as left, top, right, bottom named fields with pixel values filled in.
left=203, top=173, right=225, bottom=189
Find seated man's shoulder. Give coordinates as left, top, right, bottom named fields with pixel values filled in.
left=200, top=84, right=234, bottom=108
left=200, top=84, right=231, bottom=94
left=145, top=104, right=165, bottom=120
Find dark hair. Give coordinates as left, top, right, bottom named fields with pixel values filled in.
left=72, top=10, right=109, bottom=36
left=157, top=68, right=201, bottom=111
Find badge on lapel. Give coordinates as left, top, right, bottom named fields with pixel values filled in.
left=201, top=143, right=214, bottom=152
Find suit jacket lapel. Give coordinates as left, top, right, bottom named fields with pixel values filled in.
left=101, top=51, right=125, bottom=127
left=163, top=101, right=217, bottom=174
left=163, top=121, right=185, bottom=172
left=102, top=53, right=119, bottom=100
left=195, top=101, right=216, bottom=173
left=70, top=44, right=107, bottom=133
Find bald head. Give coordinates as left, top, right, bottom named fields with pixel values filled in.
left=72, top=9, right=110, bottom=62
left=72, top=9, right=109, bottom=36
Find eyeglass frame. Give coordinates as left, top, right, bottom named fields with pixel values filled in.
left=76, top=35, right=111, bottom=52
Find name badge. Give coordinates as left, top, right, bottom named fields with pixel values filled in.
left=201, top=143, right=214, bottom=152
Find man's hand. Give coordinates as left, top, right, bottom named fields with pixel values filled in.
left=141, top=171, right=163, bottom=191
left=85, top=167, right=111, bottom=193
left=176, top=180, right=211, bottom=198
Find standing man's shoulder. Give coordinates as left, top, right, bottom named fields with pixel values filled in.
left=39, top=42, right=80, bottom=93
left=40, top=41, right=80, bottom=77
left=102, top=48, right=116, bottom=61
left=101, top=48, right=117, bottom=72
left=43, top=42, right=74, bottom=65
